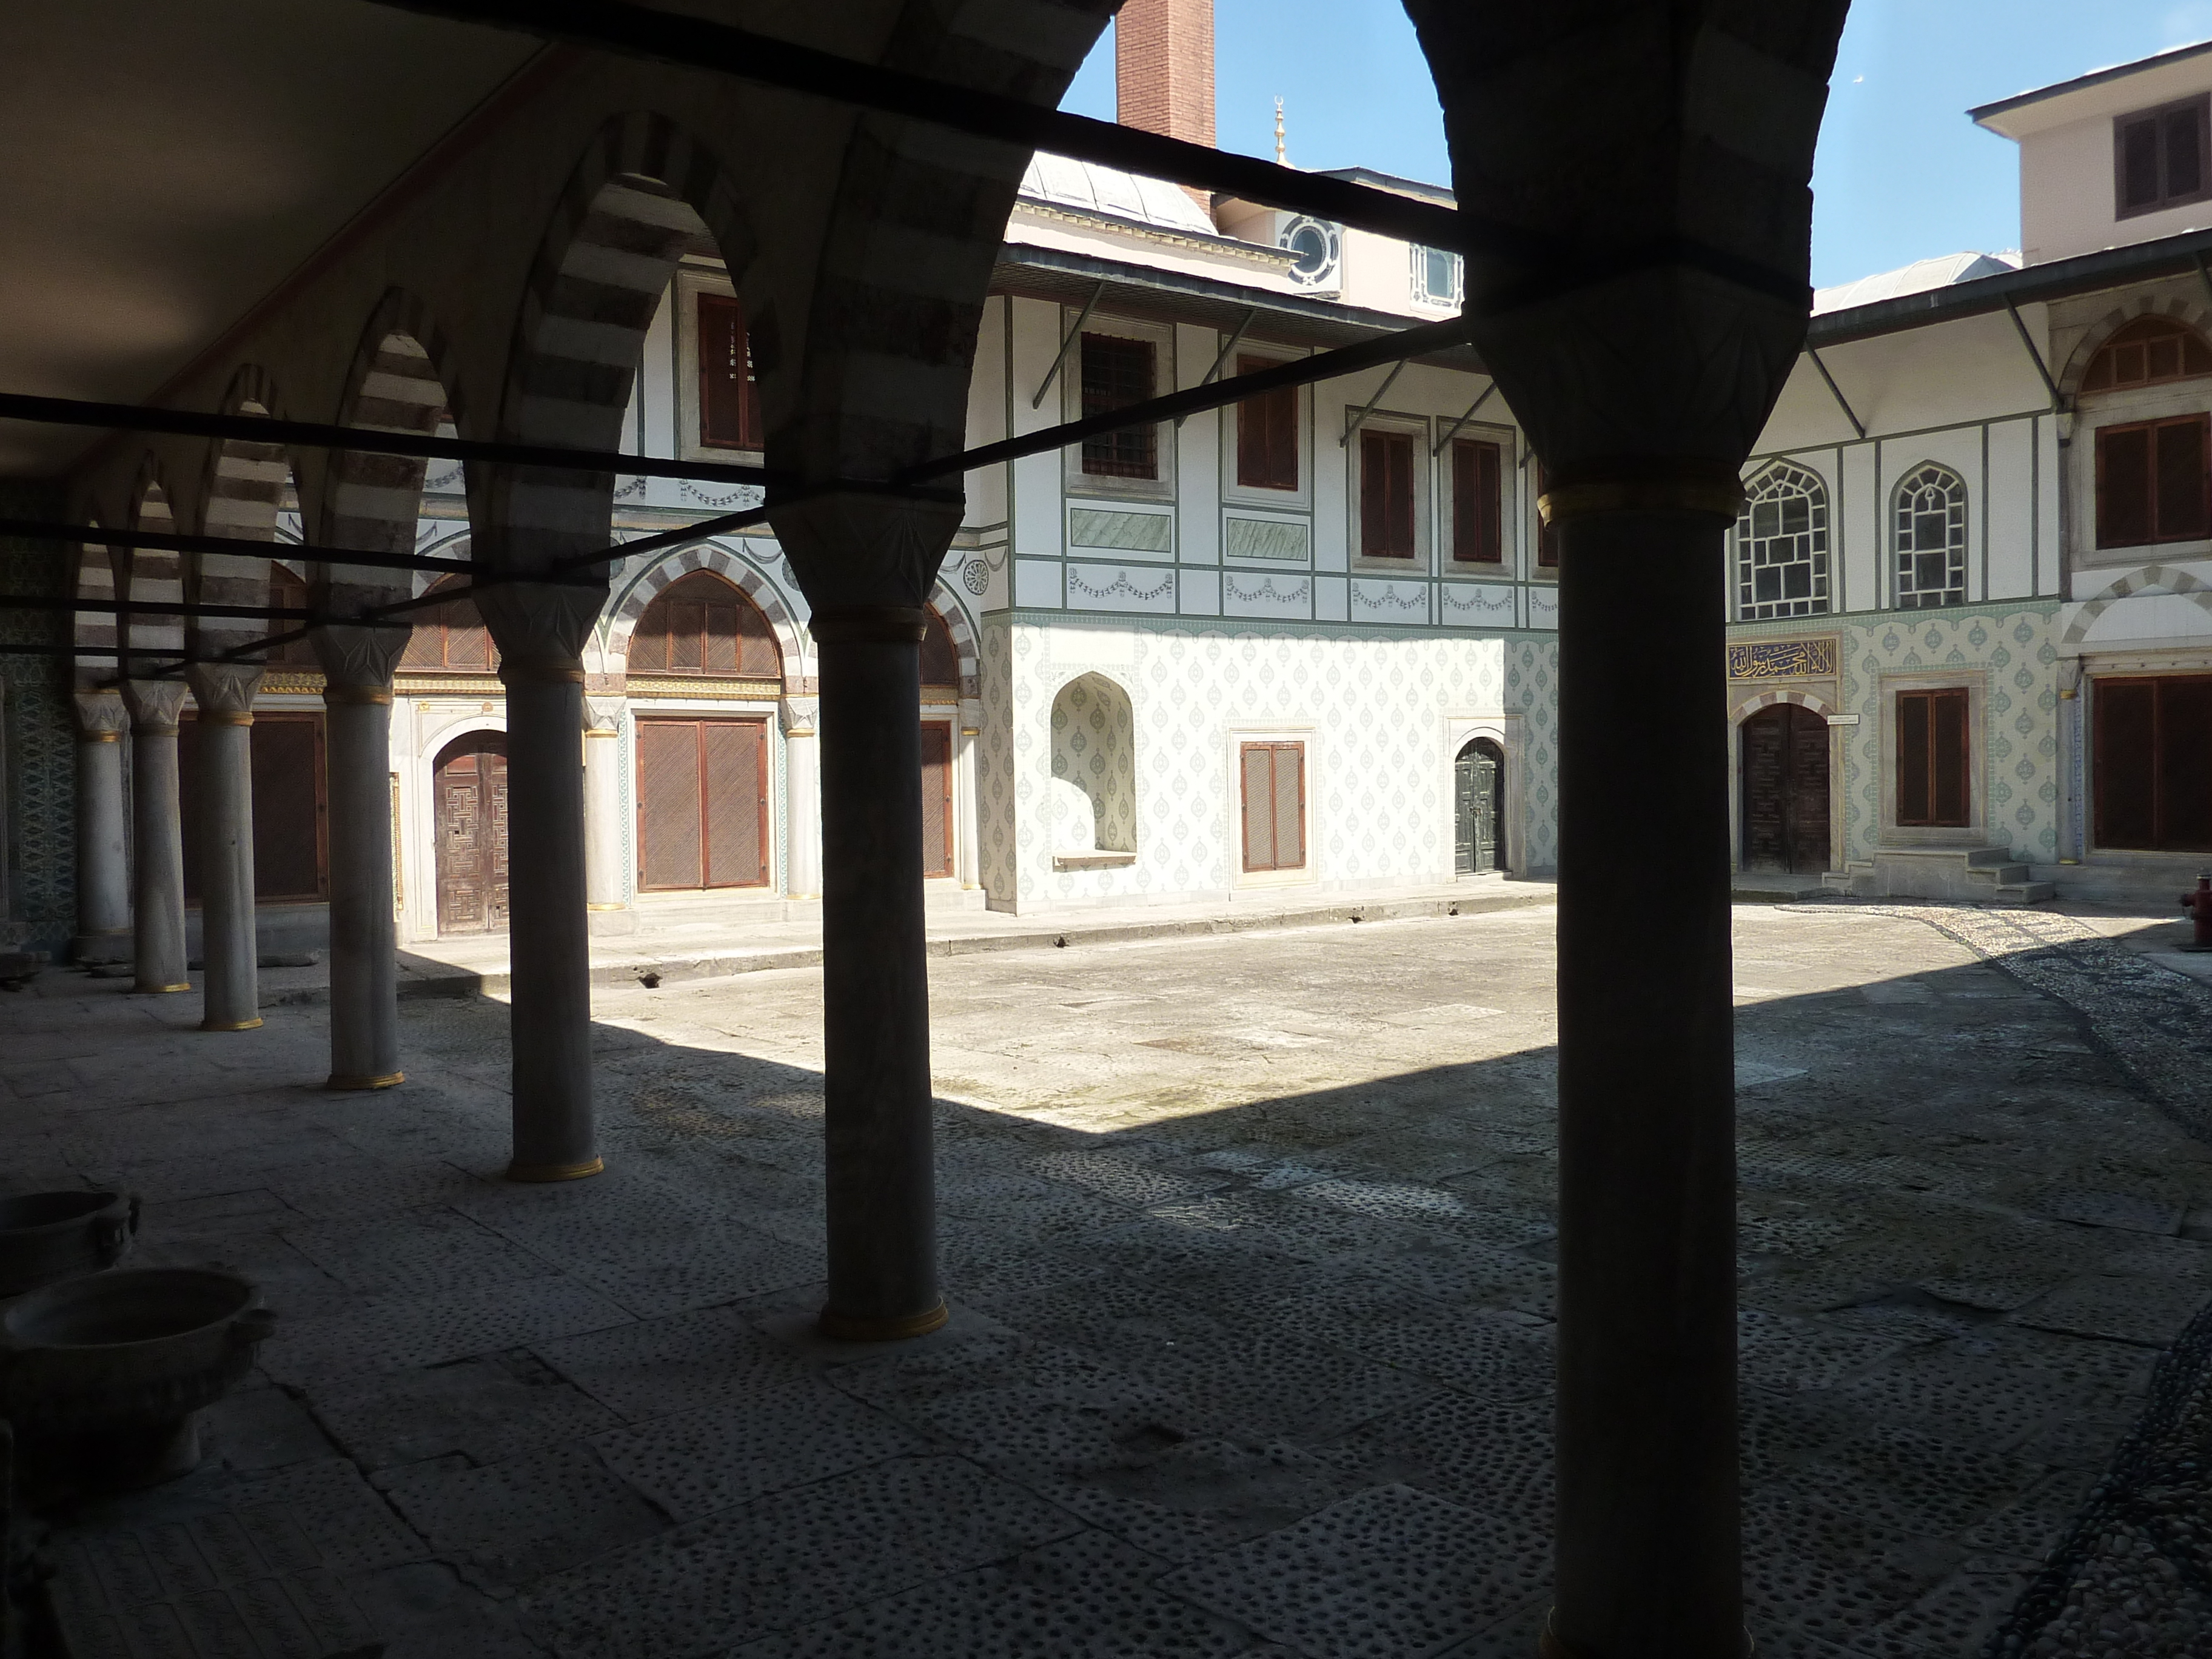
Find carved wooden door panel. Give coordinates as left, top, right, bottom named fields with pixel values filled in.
left=1786, top=706, right=1830, bottom=874
left=1455, top=740, right=1500, bottom=874
left=434, top=737, right=509, bottom=935
left=1741, top=705, right=1829, bottom=874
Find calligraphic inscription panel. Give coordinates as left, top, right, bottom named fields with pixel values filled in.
left=1728, top=637, right=1838, bottom=681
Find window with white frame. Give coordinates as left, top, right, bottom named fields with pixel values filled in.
left=1893, top=463, right=1967, bottom=609
left=1410, top=245, right=1463, bottom=309
left=1735, top=463, right=1831, bottom=620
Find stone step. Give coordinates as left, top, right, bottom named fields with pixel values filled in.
left=1992, top=881, right=2057, bottom=905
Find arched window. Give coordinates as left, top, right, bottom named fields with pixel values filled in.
left=1050, top=673, right=1137, bottom=859
left=1893, top=464, right=1968, bottom=609
left=399, top=573, right=497, bottom=671
left=1735, top=463, right=1830, bottom=621
left=2080, top=315, right=2212, bottom=394
left=629, top=570, right=780, bottom=678
left=920, top=606, right=960, bottom=691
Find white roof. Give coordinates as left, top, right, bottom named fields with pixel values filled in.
left=1018, top=152, right=1218, bottom=237
left=1812, top=250, right=2021, bottom=315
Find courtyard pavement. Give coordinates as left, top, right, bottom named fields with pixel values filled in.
left=7, top=899, right=2212, bottom=1658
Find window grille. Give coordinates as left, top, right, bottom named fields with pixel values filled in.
left=1735, top=463, right=1831, bottom=620
left=1079, top=333, right=1158, bottom=478
left=1410, top=244, right=1463, bottom=308
left=1892, top=463, right=1967, bottom=609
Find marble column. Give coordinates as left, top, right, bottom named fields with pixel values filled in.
left=780, top=696, right=822, bottom=900
left=71, top=691, right=132, bottom=964
left=478, top=581, right=606, bottom=1182
left=312, top=625, right=407, bottom=1090
left=583, top=693, right=634, bottom=932
left=955, top=700, right=982, bottom=890
left=120, top=678, right=189, bottom=994
left=773, top=491, right=964, bottom=1342
left=186, top=663, right=265, bottom=1031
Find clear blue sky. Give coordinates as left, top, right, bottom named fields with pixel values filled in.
left=1059, top=1, right=2212, bottom=287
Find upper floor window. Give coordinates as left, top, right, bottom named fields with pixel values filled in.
left=1080, top=333, right=1157, bottom=478
left=1359, top=428, right=1417, bottom=558
left=629, top=570, right=781, bottom=677
left=2096, top=414, right=2212, bottom=548
left=2081, top=315, right=2212, bottom=393
left=1735, top=463, right=1830, bottom=621
left=920, top=605, right=960, bottom=692
left=1411, top=245, right=1464, bottom=309
left=1235, top=356, right=1299, bottom=491
left=399, top=573, right=497, bottom=672
left=1893, top=463, right=1967, bottom=609
left=1450, top=438, right=1503, bottom=565
left=697, top=292, right=763, bottom=451
left=2116, top=96, right=2211, bottom=219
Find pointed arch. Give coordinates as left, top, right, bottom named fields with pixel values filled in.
left=927, top=578, right=980, bottom=697
left=124, top=468, right=184, bottom=674
left=192, top=365, right=295, bottom=658
left=1734, top=460, right=1832, bottom=622
left=2059, top=294, right=2212, bottom=400
left=1891, top=461, right=1968, bottom=610
left=605, top=540, right=803, bottom=689
left=2063, top=563, right=2212, bottom=645
left=72, top=524, right=117, bottom=691
left=1731, top=688, right=1839, bottom=723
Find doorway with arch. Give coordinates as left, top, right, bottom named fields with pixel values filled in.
left=1738, top=703, right=1830, bottom=874
left=1453, top=737, right=1505, bottom=874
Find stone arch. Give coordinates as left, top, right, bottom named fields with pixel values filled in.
left=1048, top=671, right=1137, bottom=857
left=479, top=112, right=760, bottom=571
left=2057, top=297, right=2212, bottom=402
left=192, top=365, right=294, bottom=657
left=72, top=524, right=117, bottom=692
left=604, top=541, right=805, bottom=689
left=124, top=468, right=184, bottom=672
left=1731, top=688, right=1840, bottom=723
left=2062, top=563, right=2212, bottom=645
left=927, top=578, right=980, bottom=697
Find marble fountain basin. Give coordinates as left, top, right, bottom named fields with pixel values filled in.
left=1, top=1267, right=274, bottom=1499
left=0, top=1190, right=136, bottom=1296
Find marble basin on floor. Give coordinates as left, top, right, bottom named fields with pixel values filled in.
left=0, top=1267, right=273, bottom=1499
left=0, top=1189, right=136, bottom=1296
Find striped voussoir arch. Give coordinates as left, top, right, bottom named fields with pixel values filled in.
left=490, top=113, right=756, bottom=571
left=126, top=477, right=186, bottom=677
left=604, top=540, right=806, bottom=690
left=73, top=529, right=118, bottom=691
left=927, top=577, right=980, bottom=698
left=1734, top=688, right=1840, bottom=723
left=195, top=368, right=289, bottom=656
left=2063, top=565, right=2212, bottom=645
left=2056, top=293, right=2212, bottom=399
left=323, top=291, right=460, bottom=612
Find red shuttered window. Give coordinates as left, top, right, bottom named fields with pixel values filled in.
left=2094, top=674, right=2212, bottom=851
left=629, top=572, right=782, bottom=679
left=399, top=574, right=498, bottom=672
left=1359, top=429, right=1416, bottom=559
left=1235, top=356, right=1299, bottom=491
left=2096, top=415, right=2211, bottom=548
left=1451, top=438, right=1503, bottom=565
left=1896, top=688, right=1971, bottom=829
left=698, top=293, right=764, bottom=451
left=1239, top=741, right=1307, bottom=873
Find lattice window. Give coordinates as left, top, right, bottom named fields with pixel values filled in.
left=1735, top=463, right=1830, bottom=621
left=1892, top=463, right=1967, bottom=609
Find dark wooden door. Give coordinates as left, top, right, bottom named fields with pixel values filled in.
left=636, top=717, right=770, bottom=890
left=920, top=722, right=954, bottom=877
left=1239, top=742, right=1306, bottom=872
left=434, top=734, right=508, bottom=935
left=2095, top=674, right=2212, bottom=850
left=1455, top=739, right=1502, bottom=874
left=1740, top=705, right=1830, bottom=874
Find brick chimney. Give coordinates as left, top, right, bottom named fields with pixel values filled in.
left=1115, top=0, right=1216, bottom=150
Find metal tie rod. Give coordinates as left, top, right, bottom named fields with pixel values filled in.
left=0, top=517, right=594, bottom=583
left=0, top=392, right=772, bottom=488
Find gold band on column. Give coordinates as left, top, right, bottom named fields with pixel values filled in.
left=200, top=710, right=255, bottom=726
left=816, top=1300, right=950, bottom=1342
left=323, top=686, right=394, bottom=706
left=141, top=981, right=192, bottom=994
left=500, top=657, right=586, bottom=685
left=809, top=606, right=928, bottom=645
left=84, top=731, right=122, bottom=743
left=585, top=728, right=619, bottom=738
left=505, top=1156, right=605, bottom=1182
left=201, top=1016, right=264, bottom=1031
left=1537, top=458, right=1747, bottom=526
left=585, top=902, right=626, bottom=911
left=326, top=1070, right=404, bottom=1090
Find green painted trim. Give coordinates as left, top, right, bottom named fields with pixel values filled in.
left=991, top=607, right=1549, bottom=644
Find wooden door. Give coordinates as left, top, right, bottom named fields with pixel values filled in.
left=2095, top=674, right=2212, bottom=850
left=636, top=717, right=769, bottom=890
left=920, top=721, right=954, bottom=877
left=1455, top=739, right=1503, bottom=875
left=1240, top=741, right=1306, bottom=872
left=434, top=734, right=508, bottom=935
left=1740, top=705, right=1829, bottom=874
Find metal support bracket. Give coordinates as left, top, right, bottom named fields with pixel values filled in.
left=1031, top=280, right=1106, bottom=409
left=2004, top=295, right=2066, bottom=414
left=1176, top=307, right=1256, bottom=429
left=1339, top=361, right=1407, bottom=447
left=1432, top=379, right=1500, bottom=455
left=1805, top=347, right=1865, bottom=441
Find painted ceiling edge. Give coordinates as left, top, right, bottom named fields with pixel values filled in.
left=67, top=45, right=584, bottom=482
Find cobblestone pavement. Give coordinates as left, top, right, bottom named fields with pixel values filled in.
left=7, top=901, right=2212, bottom=1658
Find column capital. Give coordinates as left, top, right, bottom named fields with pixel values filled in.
left=310, top=623, right=409, bottom=691
left=185, top=662, right=266, bottom=716
left=779, top=696, right=819, bottom=737
left=769, top=489, right=964, bottom=613
left=72, top=689, right=129, bottom=738
left=478, top=580, right=608, bottom=677
left=584, top=695, right=626, bottom=734
left=120, top=677, right=188, bottom=731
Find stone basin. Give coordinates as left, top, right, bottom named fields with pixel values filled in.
left=0, top=1188, right=136, bottom=1296
left=0, top=1267, right=273, bottom=1499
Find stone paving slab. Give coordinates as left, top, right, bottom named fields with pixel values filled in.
left=12, top=902, right=2212, bottom=1657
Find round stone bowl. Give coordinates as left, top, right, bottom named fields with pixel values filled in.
left=0, top=1189, right=138, bottom=1296
left=0, top=1267, right=274, bottom=1499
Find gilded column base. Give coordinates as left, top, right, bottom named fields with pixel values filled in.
left=326, top=1070, right=405, bottom=1091
left=816, top=1300, right=950, bottom=1342
left=201, top=1017, right=265, bottom=1033
left=138, top=982, right=192, bottom=995
left=505, top=1156, right=605, bottom=1183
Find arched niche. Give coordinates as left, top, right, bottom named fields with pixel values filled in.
left=1048, top=672, right=1136, bottom=859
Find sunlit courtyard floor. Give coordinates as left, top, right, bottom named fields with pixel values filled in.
left=8, top=900, right=2212, bottom=1658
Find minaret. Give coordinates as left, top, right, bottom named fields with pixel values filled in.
left=1274, top=96, right=1287, bottom=167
